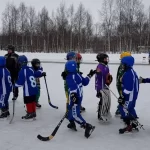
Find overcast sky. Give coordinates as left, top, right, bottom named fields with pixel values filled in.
left=0, top=0, right=150, bottom=25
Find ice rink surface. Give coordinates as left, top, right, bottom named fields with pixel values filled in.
left=0, top=63, right=150, bottom=150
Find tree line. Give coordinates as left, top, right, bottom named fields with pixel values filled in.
left=0, top=0, right=150, bottom=53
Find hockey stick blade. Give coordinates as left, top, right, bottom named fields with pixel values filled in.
left=37, top=113, right=67, bottom=141
left=49, top=102, right=58, bottom=109
left=37, top=134, right=53, bottom=141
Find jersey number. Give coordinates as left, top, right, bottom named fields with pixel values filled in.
left=29, top=76, right=36, bottom=87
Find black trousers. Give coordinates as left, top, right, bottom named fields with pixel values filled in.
left=24, top=95, right=36, bottom=104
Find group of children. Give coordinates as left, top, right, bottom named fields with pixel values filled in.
left=61, top=51, right=142, bottom=135
left=0, top=55, right=46, bottom=119
left=0, top=50, right=146, bottom=137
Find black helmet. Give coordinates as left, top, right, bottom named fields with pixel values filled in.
left=7, top=45, right=15, bottom=52
left=31, top=58, right=41, bottom=70
left=96, top=53, right=109, bottom=64
left=31, top=58, right=40, bottom=65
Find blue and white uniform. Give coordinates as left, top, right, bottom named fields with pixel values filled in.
left=119, top=56, right=139, bottom=119
left=65, top=60, right=90, bottom=125
left=15, top=66, right=38, bottom=96
left=0, top=57, right=12, bottom=108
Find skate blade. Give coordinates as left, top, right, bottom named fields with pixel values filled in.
left=22, top=117, right=36, bottom=121
left=0, top=115, right=10, bottom=120
left=98, top=117, right=109, bottom=123
left=69, top=128, right=77, bottom=131
left=0, top=118, right=8, bottom=121
left=119, top=128, right=139, bottom=134
left=36, top=106, right=41, bottom=109
left=68, top=127, right=77, bottom=131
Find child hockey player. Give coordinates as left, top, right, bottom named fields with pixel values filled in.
left=0, top=56, right=12, bottom=118
left=61, top=51, right=76, bottom=113
left=65, top=60, right=96, bottom=138
left=76, top=53, right=85, bottom=112
left=118, top=56, right=139, bottom=134
left=115, top=51, right=131, bottom=116
left=13, top=55, right=43, bottom=119
left=95, top=53, right=113, bottom=122
left=31, top=58, right=46, bottom=108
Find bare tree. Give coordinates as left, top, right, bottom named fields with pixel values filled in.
left=56, top=2, right=68, bottom=51
left=38, top=7, right=49, bottom=52
left=68, top=4, right=75, bottom=50
left=27, top=6, right=37, bottom=52
left=100, top=0, right=115, bottom=52
left=74, top=3, right=86, bottom=51
left=18, top=2, right=28, bottom=51
left=1, top=0, right=150, bottom=53
left=85, top=11, right=93, bottom=50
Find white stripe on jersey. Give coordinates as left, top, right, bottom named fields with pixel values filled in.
left=69, top=74, right=77, bottom=94
left=128, top=69, right=135, bottom=102
left=123, top=89, right=131, bottom=94
left=15, top=83, right=22, bottom=87
left=70, top=89, right=77, bottom=93
left=72, top=104, right=83, bottom=123
left=24, top=69, right=29, bottom=96
left=2, top=69, right=6, bottom=95
left=29, top=68, right=34, bottom=73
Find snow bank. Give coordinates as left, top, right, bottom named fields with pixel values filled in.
left=0, top=50, right=149, bottom=64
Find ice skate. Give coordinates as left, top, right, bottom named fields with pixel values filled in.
left=80, top=106, right=86, bottom=113
left=67, top=121, right=77, bottom=131
left=36, top=103, right=41, bottom=108
left=0, top=108, right=10, bottom=119
left=22, top=112, right=36, bottom=120
left=84, top=123, right=95, bottom=138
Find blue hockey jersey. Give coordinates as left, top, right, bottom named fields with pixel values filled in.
left=122, top=68, right=139, bottom=106
left=0, top=68, right=12, bottom=95
left=15, top=66, right=38, bottom=96
left=66, top=73, right=90, bottom=100
left=32, top=66, right=43, bottom=78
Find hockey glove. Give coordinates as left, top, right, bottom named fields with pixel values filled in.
left=139, top=76, right=145, bottom=83
left=106, top=74, right=113, bottom=86
left=87, top=69, right=96, bottom=78
left=61, top=71, right=67, bottom=80
left=118, top=96, right=125, bottom=105
left=42, top=72, right=46, bottom=77
left=96, top=91, right=102, bottom=98
left=70, top=93, right=78, bottom=104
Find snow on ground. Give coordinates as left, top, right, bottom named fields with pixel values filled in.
left=0, top=50, right=149, bottom=64
left=0, top=62, right=150, bottom=150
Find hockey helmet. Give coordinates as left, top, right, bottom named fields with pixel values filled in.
left=120, top=51, right=131, bottom=59
left=76, top=53, right=82, bottom=63
left=66, top=51, right=76, bottom=60
left=31, top=58, right=41, bottom=68
left=121, top=56, right=134, bottom=67
left=18, top=55, right=28, bottom=67
left=0, top=56, right=6, bottom=67
left=96, top=53, right=109, bottom=65
left=65, top=60, right=77, bottom=73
